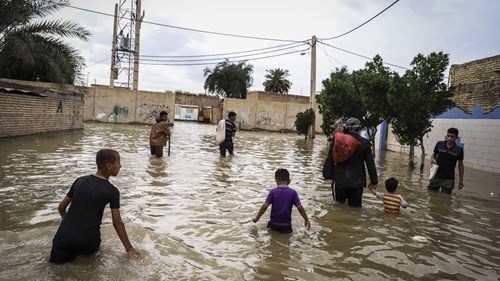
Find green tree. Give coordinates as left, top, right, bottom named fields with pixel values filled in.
left=295, top=108, right=315, bottom=139
left=352, top=55, right=394, bottom=151
left=262, top=68, right=292, bottom=94
left=203, top=60, right=254, bottom=99
left=388, top=52, right=454, bottom=170
left=0, top=0, right=90, bottom=84
left=317, top=66, right=358, bottom=137
left=317, top=56, right=393, bottom=151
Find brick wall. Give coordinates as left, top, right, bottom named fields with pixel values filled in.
left=450, top=55, right=500, bottom=114
left=0, top=88, right=84, bottom=138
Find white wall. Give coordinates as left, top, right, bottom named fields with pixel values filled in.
left=386, top=118, right=500, bottom=173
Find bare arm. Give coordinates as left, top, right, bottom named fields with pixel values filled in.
left=431, top=153, right=437, bottom=164
left=296, top=204, right=311, bottom=230
left=252, top=202, right=269, bottom=223
left=111, top=208, right=141, bottom=258
left=458, top=160, right=464, bottom=190
left=368, top=184, right=377, bottom=195
left=57, top=196, right=72, bottom=218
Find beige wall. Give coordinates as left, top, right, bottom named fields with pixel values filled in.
left=84, top=85, right=175, bottom=124
left=0, top=79, right=176, bottom=125
left=223, top=91, right=323, bottom=133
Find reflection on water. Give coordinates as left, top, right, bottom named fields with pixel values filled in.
left=0, top=122, right=499, bottom=280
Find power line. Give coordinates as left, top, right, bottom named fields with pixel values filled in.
left=318, top=43, right=342, bottom=70
left=87, top=57, right=109, bottom=68
left=319, top=0, right=400, bottom=41
left=67, top=4, right=305, bottom=43
left=319, top=41, right=409, bottom=70
left=138, top=48, right=309, bottom=66
left=139, top=43, right=308, bottom=62
left=141, top=41, right=306, bottom=58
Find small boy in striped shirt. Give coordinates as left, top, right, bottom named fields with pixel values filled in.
left=368, top=177, right=407, bottom=214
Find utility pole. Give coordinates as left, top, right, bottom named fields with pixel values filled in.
left=308, top=35, right=317, bottom=139
left=109, top=3, right=118, bottom=88
left=109, top=0, right=142, bottom=89
left=132, top=0, right=143, bottom=90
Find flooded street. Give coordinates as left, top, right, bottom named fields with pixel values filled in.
left=0, top=122, right=499, bottom=280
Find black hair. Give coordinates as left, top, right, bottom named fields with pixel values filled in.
left=385, top=177, right=399, bottom=193
left=228, top=111, right=236, bottom=118
left=160, top=111, right=168, bottom=117
left=96, top=149, right=119, bottom=169
left=447, top=127, right=459, bottom=136
left=275, top=168, right=290, bottom=181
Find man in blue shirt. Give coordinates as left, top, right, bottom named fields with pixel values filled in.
left=428, top=127, right=465, bottom=194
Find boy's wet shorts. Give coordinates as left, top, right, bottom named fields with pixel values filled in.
left=49, top=229, right=100, bottom=264
left=267, top=221, right=293, bottom=233
left=428, top=178, right=454, bottom=194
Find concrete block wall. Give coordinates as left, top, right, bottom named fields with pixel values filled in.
left=424, top=119, right=500, bottom=173
left=385, top=118, right=500, bottom=173
left=224, top=91, right=322, bottom=133
left=83, top=85, right=175, bottom=124
left=0, top=89, right=84, bottom=138
left=0, top=79, right=177, bottom=125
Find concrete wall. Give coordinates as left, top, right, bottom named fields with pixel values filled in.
left=0, top=78, right=176, bottom=125
left=84, top=85, right=175, bottom=124
left=385, top=55, right=500, bottom=173
left=223, top=91, right=322, bottom=133
left=0, top=82, right=84, bottom=138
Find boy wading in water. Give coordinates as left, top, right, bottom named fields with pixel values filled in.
left=49, top=149, right=141, bottom=264
left=252, top=169, right=311, bottom=233
left=369, top=177, right=408, bottom=214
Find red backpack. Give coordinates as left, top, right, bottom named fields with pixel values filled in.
left=333, top=132, right=361, bottom=164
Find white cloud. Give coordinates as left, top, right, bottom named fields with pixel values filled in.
left=53, top=0, right=499, bottom=94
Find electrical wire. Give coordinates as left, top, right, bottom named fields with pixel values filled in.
left=140, top=41, right=306, bottom=58
left=139, top=43, right=307, bottom=62
left=319, top=41, right=408, bottom=70
left=87, top=57, right=110, bottom=67
left=319, top=0, right=400, bottom=41
left=318, top=43, right=344, bottom=70
left=138, top=48, right=309, bottom=66
left=67, top=4, right=305, bottom=43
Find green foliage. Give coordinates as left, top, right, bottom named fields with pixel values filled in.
left=317, top=56, right=392, bottom=147
left=317, top=67, right=356, bottom=137
left=388, top=52, right=454, bottom=161
left=262, top=68, right=292, bottom=94
left=203, top=60, right=254, bottom=99
left=295, top=108, right=315, bottom=138
left=0, top=0, right=90, bottom=84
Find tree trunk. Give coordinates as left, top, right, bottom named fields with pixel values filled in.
left=419, top=136, right=426, bottom=173
left=368, top=127, right=377, bottom=157
left=409, top=144, right=415, bottom=169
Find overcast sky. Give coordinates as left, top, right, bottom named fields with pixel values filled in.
left=53, top=0, right=500, bottom=95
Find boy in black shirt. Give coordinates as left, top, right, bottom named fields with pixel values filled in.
left=49, top=149, right=141, bottom=263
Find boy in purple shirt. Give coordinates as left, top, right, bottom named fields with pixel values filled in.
left=252, top=169, right=311, bottom=233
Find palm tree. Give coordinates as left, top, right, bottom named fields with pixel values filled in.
left=203, top=59, right=253, bottom=99
left=0, top=0, right=90, bottom=84
left=262, top=68, right=292, bottom=94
